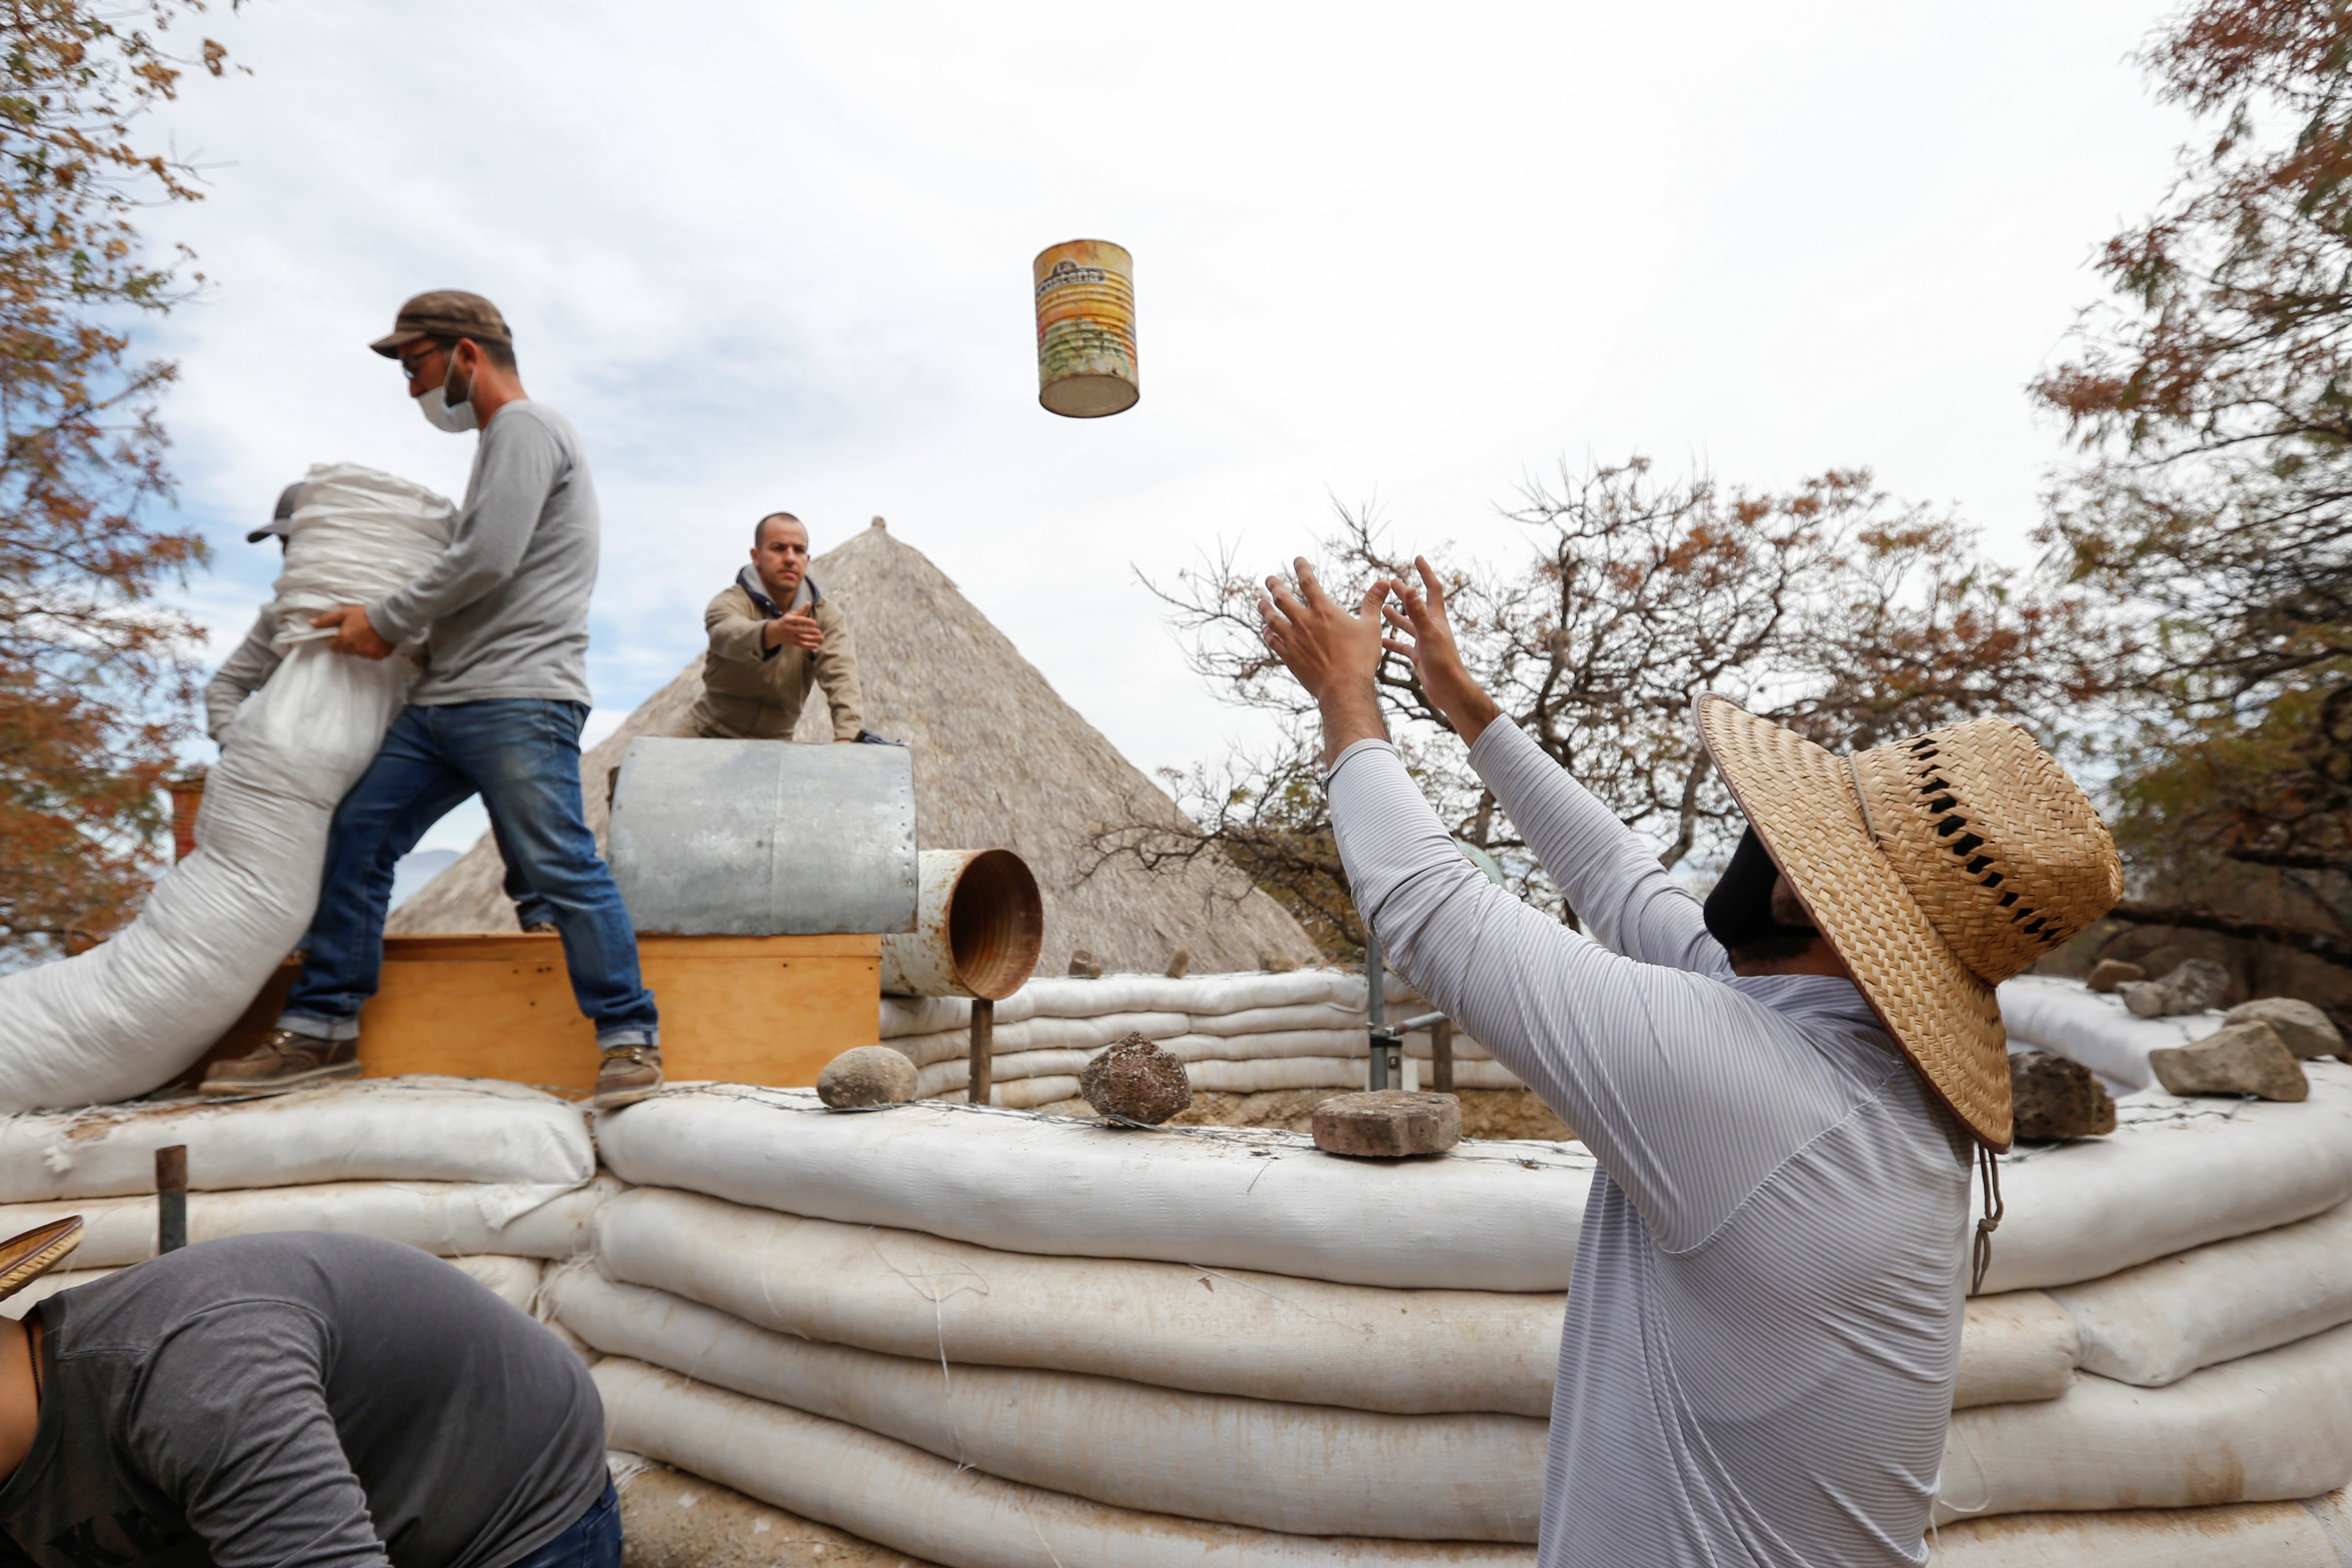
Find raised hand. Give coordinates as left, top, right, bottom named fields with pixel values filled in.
left=1259, top=559, right=1392, bottom=763
left=1381, top=556, right=1501, bottom=744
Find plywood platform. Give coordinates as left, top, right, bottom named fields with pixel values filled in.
left=203, top=934, right=880, bottom=1094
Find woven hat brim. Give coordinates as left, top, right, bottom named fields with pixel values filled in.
left=1697, top=695, right=2012, bottom=1150
left=0, top=1217, right=82, bottom=1303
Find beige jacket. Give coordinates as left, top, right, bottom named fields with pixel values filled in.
left=690, top=567, right=865, bottom=741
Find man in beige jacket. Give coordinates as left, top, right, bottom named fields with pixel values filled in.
left=690, top=512, right=866, bottom=741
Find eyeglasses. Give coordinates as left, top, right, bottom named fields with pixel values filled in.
left=398, top=344, right=448, bottom=378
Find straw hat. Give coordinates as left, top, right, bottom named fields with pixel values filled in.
left=0, top=1217, right=81, bottom=1303
left=1696, top=696, right=2122, bottom=1150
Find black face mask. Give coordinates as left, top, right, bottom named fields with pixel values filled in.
left=1703, top=826, right=1816, bottom=954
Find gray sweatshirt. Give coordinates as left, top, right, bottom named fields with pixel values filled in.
left=368, top=401, right=598, bottom=707
left=202, top=610, right=284, bottom=741
left=1327, top=724, right=1971, bottom=1568
left=0, top=1232, right=608, bottom=1568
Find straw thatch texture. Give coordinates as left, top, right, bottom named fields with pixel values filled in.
left=388, top=522, right=1315, bottom=977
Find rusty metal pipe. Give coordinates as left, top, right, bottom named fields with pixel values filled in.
left=881, top=850, right=1044, bottom=1001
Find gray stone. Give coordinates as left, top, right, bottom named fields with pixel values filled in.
left=2122, top=958, right=2235, bottom=1018
left=1080, top=1034, right=1193, bottom=1123
left=1066, top=949, right=1103, bottom=979
left=2085, top=959, right=2145, bottom=994
left=2224, top=997, right=2346, bottom=1060
left=1312, top=1090, right=1464, bottom=1158
left=815, top=1045, right=918, bottom=1108
left=2149, top=1021, right=2309, bottom=1102
left=2009, top=1050, right=2115, bottom=1141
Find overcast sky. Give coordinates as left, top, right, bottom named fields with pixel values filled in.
left=145, top=0, right=2190, bottom=855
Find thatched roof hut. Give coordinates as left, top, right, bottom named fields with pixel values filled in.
left=389, top=520, right=1316, bottom=976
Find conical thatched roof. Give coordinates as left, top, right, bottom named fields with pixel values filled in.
left=389, top=521, right=1315, bottom=976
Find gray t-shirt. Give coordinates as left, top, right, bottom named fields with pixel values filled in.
left=368, top=401, right=598, bottom=707
left=0, top=1232, right=607, bottom=1568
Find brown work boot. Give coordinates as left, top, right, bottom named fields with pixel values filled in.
left=593, top=1044, right=663, bottom=1110
left=199, top=1029, right=361, bottom=1096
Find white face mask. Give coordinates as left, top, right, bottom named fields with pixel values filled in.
left=416, top=385, right=478, bottom=432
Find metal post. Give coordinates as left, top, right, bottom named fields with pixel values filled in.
left=968, top=997, right=994, bottom=1107
left=156, top=1145, right=188, bottom=1255
left=1431, top=1019, right=1455, bottom=1096
left=1365, top=935, right=1402, bottom=1090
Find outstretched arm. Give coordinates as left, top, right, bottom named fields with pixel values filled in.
left=1380, top=558, right=1726, bottom=976
left=1260, top=559, right=1839, bottom=1245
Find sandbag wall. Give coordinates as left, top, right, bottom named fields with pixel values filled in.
left=0, top=1078, right=609, bottom=1327
left=881, top=969, right=1527, bottom=1108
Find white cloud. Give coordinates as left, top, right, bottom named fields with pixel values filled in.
left=144, top=0, right=2184, bottom=842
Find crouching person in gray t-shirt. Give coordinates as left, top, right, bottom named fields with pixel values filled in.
left=0, top=1227, right=616, bottom=1568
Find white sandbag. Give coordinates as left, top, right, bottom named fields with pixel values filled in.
left=882, top=972, right=1382, bottom=1038
left=2052, top=1199, right=2352, bottom=1387
left=0, top=1174, right=616, bottom=1268
left=1997, top=976, right=2225, bottom=1092
left=0, top=464, right=453, bottom=1112
left=596, top=1090, right=1593, bottom=1292
left=592, top=1187, right=1561, bottom=1416
left=0, top=1076, right=592, bottom=1210
left=3, top=1250, right=544, bottom=1320
left=1978, top=1063, right=2352, bottom=1293
left=595, top=1358, right=1539, bottom=1568
left=557, top=1272, right=1544, bottom=1541
left=447, top=1252, right=544, bottom=1311
left=1186, top=1004, right=1371, bottom=1037
left=1933, top=1321, right=2352, bottom=1522
left=1928, top=1494, right=2352, bottom=1568
left=993, top=1076, right=1080, bottom=1110
left=1182, top=1058, right=1367, bottom=1094
left=266, top=462, right=461, bottom=638
left=1158, top=1031, right=1377, bottom=1062
left=1956, top=1293, right=2079, bottom=1409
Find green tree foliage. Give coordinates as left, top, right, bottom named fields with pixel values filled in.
left=1103, top=461, right=2092, bottom=956
left=2034, top=0, right=2352, bottom=952
left=0, top=1, right=236, bottom=960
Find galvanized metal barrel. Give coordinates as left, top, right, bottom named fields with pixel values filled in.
left=609, top=739, right=918, bottom=935
left=880, top=849, right=1045, bottom=1000
left=1034, top=239, right=1137, bottom=418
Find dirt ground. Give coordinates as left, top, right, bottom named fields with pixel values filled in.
left=1032, top=1086, right=1574, bottom=1142
left=619, top=1464, right=938, bottom=1568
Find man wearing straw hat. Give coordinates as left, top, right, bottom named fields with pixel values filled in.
left=0, top=1220, right=617, bottom=1568
left=1258, top=558, right=2119, bottom=1568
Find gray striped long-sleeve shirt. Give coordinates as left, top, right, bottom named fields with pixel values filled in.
left=1326, top=723, right=1972, bottom=1568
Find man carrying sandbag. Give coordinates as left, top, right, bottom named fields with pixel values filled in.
left=687, top=511, right=866, bottom=742
left=1256, top=558, right=2120, bottom=1568
left=0, top=1218, right=617, bottom=1568
left=200, top=291, right=662, bottom=1109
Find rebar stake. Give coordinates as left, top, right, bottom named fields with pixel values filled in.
left=968, top=997, right=994, bottom=1107
left=156, top=1145, right=188, bottom=1255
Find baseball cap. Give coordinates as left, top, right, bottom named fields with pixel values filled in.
left=247, top=482, right=308, bottom=545
left=369, top=290, right=513, bottom=357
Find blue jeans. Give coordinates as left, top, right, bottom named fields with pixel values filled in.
left=503, top=1481, right=622, bottom=1568
left=280, top=700, right=659, bottom=1048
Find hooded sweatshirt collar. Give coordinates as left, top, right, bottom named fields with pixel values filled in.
left=738, top=562, right=819, bottom=617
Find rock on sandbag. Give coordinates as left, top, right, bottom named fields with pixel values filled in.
left=1933, top=1320, right=2352, bottom=1523
left=2010, top=1051, right=2115, bottom=1141
left=2084, top=960, right=2145, bottom=994
left=594, top=1358, right=1540, bottom=1568
left=1313, top=1092, right=1463, bottom=1158
left=594, top=1086, right=1594, bottom=1292
left=1995, top=975, right=2224, bottom=1092
left=1977, top=1062, right=2352, bottom=1294
left=816, top=1047, right=917, bottom=1108
left=2120, top=958, right=2235, bottom=1020
left=2150, top=1021, right=2308, bottom=1102
left=2225, top=997, right=2345, bottom=1061
left=1080, top=1035, right=1191, bottom=1123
